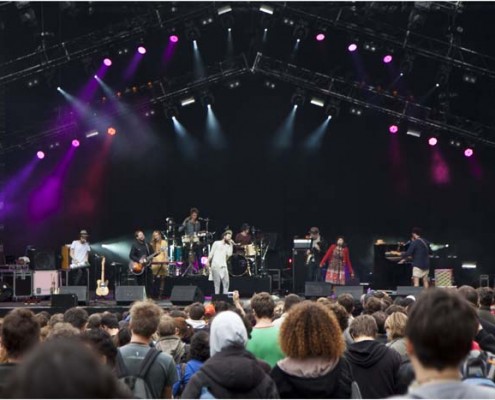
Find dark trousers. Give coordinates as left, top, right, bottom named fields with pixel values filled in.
left=135, top=269, right=152, bottom=298
left=70, top=268, right=86, bottom=286
left=306, top=261, right=322, bottom=282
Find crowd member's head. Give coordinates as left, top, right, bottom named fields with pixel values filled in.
left=169, top=309, right=187, bottom=319
left=3, top=339, right=131, bottom=398
left=116, top=326, right=131, bottom=347
left=213, top=301, right=231, bottom=313
left=129, top=300, right=163, bottom=339
left=210, top=311, right=248, bottom=356
left=40, top=325, right=50, bottom=342
left=349, top=315, right=378, bottom=341
left=458, top=285, right=479, bottom=308
left=34, top=312, right=49, bottom=328
left=385, top=312, right=408, bottom=341
left=273, top=301, right=284, bottom=319
left=204, top=304, right=216, bottom=320
left=100, top=313, right=119, bottom=335
left=364, top=296, right=383, bottom=314
left=282, top=294, right=302, bottom=314
left=47, top=322, right=80, bottom=340
left=280, top=301, right=344, bottom=360
left=174, top=317, right=194, bottom=343
left=250, top=292, right=275, bottom=320
left=372, top=311, right=388, bottom=335
left=188, top=303, right=206, bottom=321
left=477, top=287, right=494, bottom=309
left=337, top=293, right=355, bottom=315
left=385, top=304, right=407, bottom=316
left=48, top=313, right=64, bottom=329
left=64, top=307, right=89, bottom=331
left=158, top=315, right=177, bottom=337
left=189, top=330, right=210, bottom=362
left=327, top=302, right=350, bottom=332
left=1, top=308, right=40, bottom=362
left=406, top=288, right=478, bottom=372
left=399, top=296, right=416, bottom=311
left=81, top=328, right=118, bottom=368
left=87, top=313, right=102, bottom=330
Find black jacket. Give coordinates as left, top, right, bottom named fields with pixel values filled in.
left=270, top=357, right=353, bottom=399
left=181, top=345, right=279, bottom=399
left=345, top=340, right=402, bottom=399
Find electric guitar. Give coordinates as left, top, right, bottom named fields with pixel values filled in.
left=129, top=251, right=161, bottom=276
left=96, top=256, right=109, bottom=297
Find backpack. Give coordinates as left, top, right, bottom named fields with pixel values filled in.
left=461, top=349, right=495, bottom=387
left=116, top=348, right=161, bottom=399
left=175, top=362, right=187, bottom=398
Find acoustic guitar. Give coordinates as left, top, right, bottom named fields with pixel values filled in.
left=96, top=256, right=109, bottom=297
left=128, top=251, right=161, bottom=276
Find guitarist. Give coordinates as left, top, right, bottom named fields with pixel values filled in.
left=129, top=230, right=154, bottom=298
left=306, top=227, right=328, bottom=282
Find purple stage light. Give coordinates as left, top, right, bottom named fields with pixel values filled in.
left=170, top=35, right=179, bottom=43
left=428, top=137, right=438, bottom=146
left=383, top=54, right=393, bottom=64
left=348, top=43, right=357, bottom=52
left=37, top=151, right=45, bottom=159
left=72, top=139, right=80, bottom=147
left=389, top=125, right=398, bottom=134
left=464, top=148, right=474, bottom=157
left=103, top=58, right=112, bottom=67
left=316, top=33, right=325, bottom=41
left=138, top=46, right=147, bottom=54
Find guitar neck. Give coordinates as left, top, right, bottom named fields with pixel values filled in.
left=100, top=258, right=106, bottom=281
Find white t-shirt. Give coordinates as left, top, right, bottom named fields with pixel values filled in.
left=70, top=240, right=91, bottom=264
left=209, top=240, right=233, bottom=268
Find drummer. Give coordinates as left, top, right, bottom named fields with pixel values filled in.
left=179, top=207, right=201, bottom=236
left=235, top=223, right=252, bottom=255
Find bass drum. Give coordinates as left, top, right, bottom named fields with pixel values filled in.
left=228, top=255, right=251, bottom=277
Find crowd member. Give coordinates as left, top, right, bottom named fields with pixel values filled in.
left=363, top=297, right=383, bottom=315
left=3, top=339, right=131, bottom=398
left=458, top=286, right=495, bottom=336
left=173, top=330, right=210, bottom=397
left=155, top=315, right=185, bottom=364
left=186, top=303, right=208, bottom=331
left=371, top=311, right=388, bottom=344
left=246, top=292, right=285, bottom=368
left=338, top=293, right=356, bottom=319
left=400, top=288, right=495, bottom=398
left=118, top=301, right=177, bottom=399
left=345, top=314, right=402, bottom=398
left=273, top=294, right=302, bottom=328
left=182, top=311, right=278, bottom=398
left=82, top=328, right=118, bottom=369
left=63, top=307, right=89, bottom=331
left=116, top=326, right=131, bottom=348
left=477, top=287, right=495, bottom=325
left=101, top=312, right=120, bottom=341
left=271, top=301, right=354, bottom=398
left=87, top=313, right=102, bottom=330
left=385, top=304, right=408, bottom=316
left=385, top=312, right=408, bottom=360
left=34, top=312, right=49, bottom=328
left=0, top=308, right=40, bottom=394
left=46, top=322, right=80, bottom=340
left=48, top=313, right=64, bottom=328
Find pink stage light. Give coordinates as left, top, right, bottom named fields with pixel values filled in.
left=464, top=148, right=474, bottom=157
left=36, top=151, right=45, bottom=159
left=137, top=46, right=147, bottom=54
left=348, top=43, right=357, bottom=52
left=389, top=125, right=399, bottom=134
left=428, top=137, right=438, bottom=146
left=103, top=58, right=112, bottom=67
left=200, top=256, right=208, bottom=266
left=316, top=33, right=325, bottom=41
left=383, top=54, right=393, bottom=64
left=170, top=35, right=179, bottom=43
left=72, top=139, right=80, bottom=147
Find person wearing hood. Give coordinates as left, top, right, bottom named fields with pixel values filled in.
left=271, top=301, right=354, bottom=398
left=155, top=315, right=186, bottom=364
left=181, top=311, right=279, bottom=399
left=345, top=314, right=402, bottom=398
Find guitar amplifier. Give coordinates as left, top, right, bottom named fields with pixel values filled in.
left=33, top=270, right=59, bottom=296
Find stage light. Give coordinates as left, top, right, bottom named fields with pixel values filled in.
left=316, top=33, right=325, bottom=41
left=350, top=107, right=362, bottom=116
left=71, top=139, right=80, bottom=147
left=56, top=86, right=61, bottom=92
left=259, top=4, right=274, bottom=14
left=85, top=130, right=99, bottom=138
left=217, top=5, right=232, bottom=15
left=464, top=148, right=474, bottom=157
left=201, top=256, right=208, bottom=266
left=463, top=73, right=477, bottom=84
left=348, top=43, right=357, bottom=52
left=435, top=83, right=440, bottom=87
left=383, top=54, right=393, bottom=63
left=428, top=137, right=438, bottom=146
left=137, top=46, right=146, bottom=54
left=389, top=124, right=399, bottom=134
left=36, top=151, right=45, bottom=159
left=169, top=34, right=179, bottom=43
left=406, top=129, right=421, bottom=138
left=103, top=58, right=112, bottom=66
left=180, top=97, right=196, bottom=107
left=310, top=97, right=325, bottom=107
left=107, top=127, right=117, bottom=136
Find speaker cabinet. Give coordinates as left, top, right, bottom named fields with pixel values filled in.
left=60, top=286, right=88, bottom=305
left=304, top=282, right=332, bottom=298
left=396, top=286, right=424, bottom=297
left=51, top=294, right=78, bottom=308
left=334, top=285, right=364, bottom=300
left=33, top=271, right=59, bottom=296
left=170, top=285, right=204, bottom=306
left=28, top=249, right=56, bottom=270
left=115, top=286, right=146, bottom=305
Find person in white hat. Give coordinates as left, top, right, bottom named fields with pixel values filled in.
left=69, top=230, right=91, bottom=285
left=207, top=230, right=234, bottom=294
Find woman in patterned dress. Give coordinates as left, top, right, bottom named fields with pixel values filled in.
left=319, top=237, right=354, bottom=285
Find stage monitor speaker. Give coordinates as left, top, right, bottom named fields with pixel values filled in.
left=396, top=286, right=424, bottom=297
left=115, top=286, right=146, bottom=305
left=60, top=286, right=88, bottom=305
left=170, top=285, right=204, bottom=306
left=334, top=285, right=364, bottom=300
left=51, top=294, right=78, bottom=308
left=28, top=249, right=56, bottom=270
left=212, top=293, right=233, bottom=305
left=0, top=283, right=13, bottom=302
left=305, top=282, right=332, bottom=298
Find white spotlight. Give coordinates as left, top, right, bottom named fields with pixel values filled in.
left=180, top=97, right=196, bottom=107
left=85, top=130, right=99, bottom=138
left=259, top=4, right=274, bottom=14
left=217, top=5, right=232, bottom=15
left=406, top=129, right=421, bottom=138
left=310, top=97, right=325, bottom=107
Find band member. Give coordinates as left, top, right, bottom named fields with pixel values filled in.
left=207, top=230, right=234, bottom=294
left=179, top=207, right=201, bottom=236
left=306, top=227, right=328, bottom=282
left=129, top=230, right=154, bottom=298
left=399, top=227, right=431, bottom=288
left=151, top=230, right=168, bottom=297
left=320, top=237, right=354, bottom=285
left=70, top=230, right=91, bottom=286
left=234, top=223, right=252, bottom=255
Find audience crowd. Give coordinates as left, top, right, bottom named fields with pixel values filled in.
left=1, top=285, right=495, bottom=398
